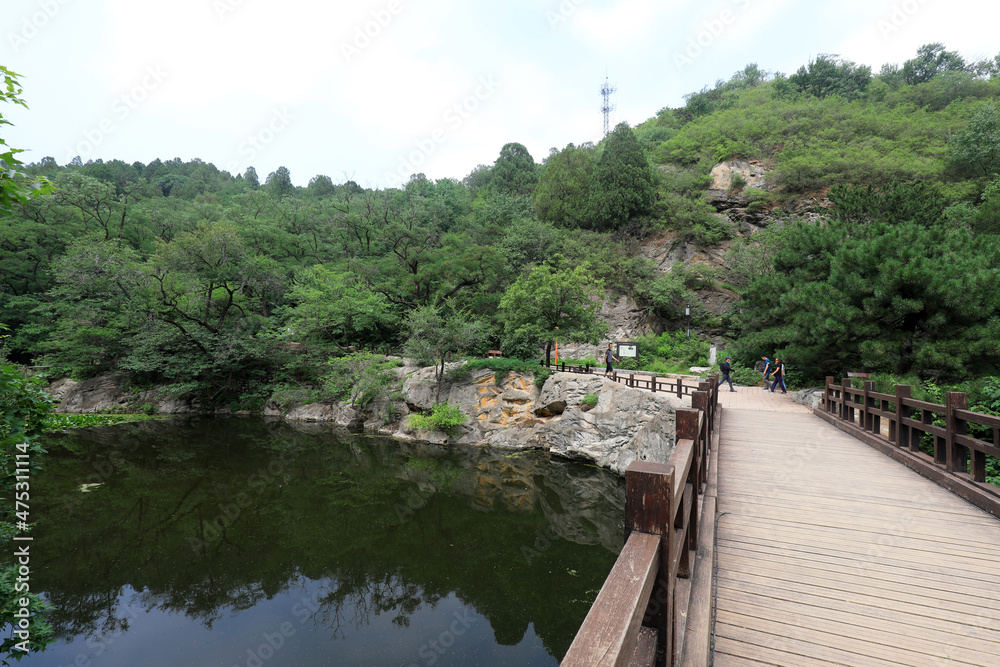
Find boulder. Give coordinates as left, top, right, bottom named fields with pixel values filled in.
left=794, top=388, right=826, bottom=410
left=57, top=375, right=131, bottom=413
left=400, top=367, right=542, bottom=442
left=490, top=373, right=689, bottom=475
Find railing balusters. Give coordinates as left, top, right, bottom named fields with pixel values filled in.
left=564, top=381, right=718, bottom=667
left=819, top=377, right=1000, bottom=520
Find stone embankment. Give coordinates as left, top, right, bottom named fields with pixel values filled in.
left=49, top=364, right=692, bottom=475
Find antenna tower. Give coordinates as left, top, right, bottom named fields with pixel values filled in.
left=600, top=76, right=617, bottom=137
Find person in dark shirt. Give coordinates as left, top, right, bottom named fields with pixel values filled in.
left=718, top=356, right=736, bottom=392
left=760, top=356, right=771, bottom=390
left=604, top=343, right=620, bottom=377
left=769, top=357, right=787, bottom=394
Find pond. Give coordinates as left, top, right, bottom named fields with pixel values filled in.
left=21, top=417, right=625, bottom=666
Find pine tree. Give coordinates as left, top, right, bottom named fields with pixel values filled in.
left=588, top=123, right=656, bottom=231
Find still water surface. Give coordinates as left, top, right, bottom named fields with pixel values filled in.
left=25, top=417, right=624, bottom=666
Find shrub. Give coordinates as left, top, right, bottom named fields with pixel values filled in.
left=730, top=365, right=762, bottom=387
left=323, top=352, right=401, bottom=410
left=729, top=172, right=747, bottom=192
left=408, top=403, right=467, bottom=436
left=581, top=393, right=598, bottom=407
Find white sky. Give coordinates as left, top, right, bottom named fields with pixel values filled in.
left=3, top=0, right=997, bottom=188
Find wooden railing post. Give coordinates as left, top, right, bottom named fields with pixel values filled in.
left=691, top=392, right=710, bottom=491
left=840, top=378, right=851, bottom=422
left=896, top=385, right=912, bottom=450
left=863, top=381, right=874, bottom=432
left=946, top=392, right=968, bottom=474
left=825, top=376, right=834, bottom=413
left=625, top=462, right=674, bottom=666
left=676, top=408, right=701, bottom=583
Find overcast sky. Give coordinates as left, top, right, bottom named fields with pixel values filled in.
left=3, top=0, right=996, bottom=189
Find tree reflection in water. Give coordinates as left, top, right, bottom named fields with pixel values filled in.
left=33, top=418, right=624, bottom=663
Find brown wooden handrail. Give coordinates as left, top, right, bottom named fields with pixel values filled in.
left=541, top=363, right=706, bottom=398
left=562, top=379, right=719, bottom=667
left=819, top=376, right=1000, bottom=518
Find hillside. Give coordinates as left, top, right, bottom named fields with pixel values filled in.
left=2, top=43, right=1000, bottom=408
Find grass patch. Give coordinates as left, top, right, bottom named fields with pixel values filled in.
left=43, top=413, right=158, bottom=431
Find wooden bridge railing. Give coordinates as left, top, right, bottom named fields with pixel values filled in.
left=820, top=376, right=1000, bottom=518
left=543, top=362, right=704, bottom=399
left=562, top=378, right=718, bottom=667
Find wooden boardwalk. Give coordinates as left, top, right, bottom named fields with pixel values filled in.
left=713, top=387, right=1000, bottom=667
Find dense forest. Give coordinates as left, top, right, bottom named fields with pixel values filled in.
left=3, top=43, right=1000, bottom=411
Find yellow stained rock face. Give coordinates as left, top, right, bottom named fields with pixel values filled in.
left=478, top=394, right=500, bottom=409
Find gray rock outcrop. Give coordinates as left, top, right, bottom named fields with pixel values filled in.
left=794, top=388, right=826, bottom=410
left=398, top=369, right=690, bottom=475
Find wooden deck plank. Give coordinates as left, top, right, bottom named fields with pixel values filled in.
left=715, top=539, right=1000, bottom=604
left=713, top=621, right=914, bottom=667
left=712, top=391, right=1000, bottom=666
left=716, top=588, right=998, bottom=665
left=715, top=522, right=1000, bottom=580
left=715, top=558, right=1000, bottom=631
left=715, top=570, right=1000, bottom=645
left=716, top=606, right=984, bottom=667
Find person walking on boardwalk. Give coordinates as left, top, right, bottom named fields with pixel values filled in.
left=603, top=343, right=620, bottom=377
left=769, top=357, right=787, bottom=394
left=760, top=356, right=772, bottom=390
left=718, top=356, right=736, bottom=392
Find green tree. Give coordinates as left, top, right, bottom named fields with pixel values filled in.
left=588, top=123, right=656, bottom=231
left=285, top=265, right=398, bottom=348
left=244, top=166, right=260, bottom=190
left=266, top=166, right=295, bottom=198
left=498, top=262, right=608, bottom=365
left=532, top=143, right=596, bottom=228
left=0, top=67, right=52, bottom=215
left=403, top=306, right=483, bottom=399
left=972, top=174, right=1000, bottom=234
left=948, top=103, right=1000, bottom=177
left=829, top=180, right=949, bottom=226
left=323, top=351, right=399, bottom=409
left=306, top=174, right=336, bottom=198
left=32, top=239, right=143, bottom=378
left=732, top=217, right=1000, bottom=380
left=788, top=54, right=872, bottom=100
left=903, top=43, right=966, bottom=85
left=487, top=143, right=538, bottom=197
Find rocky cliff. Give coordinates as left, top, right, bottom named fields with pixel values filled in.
left=395, top=366, right=689, bottom=475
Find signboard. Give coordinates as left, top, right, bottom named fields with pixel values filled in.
left=617, top=342, right=638, bottom=358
